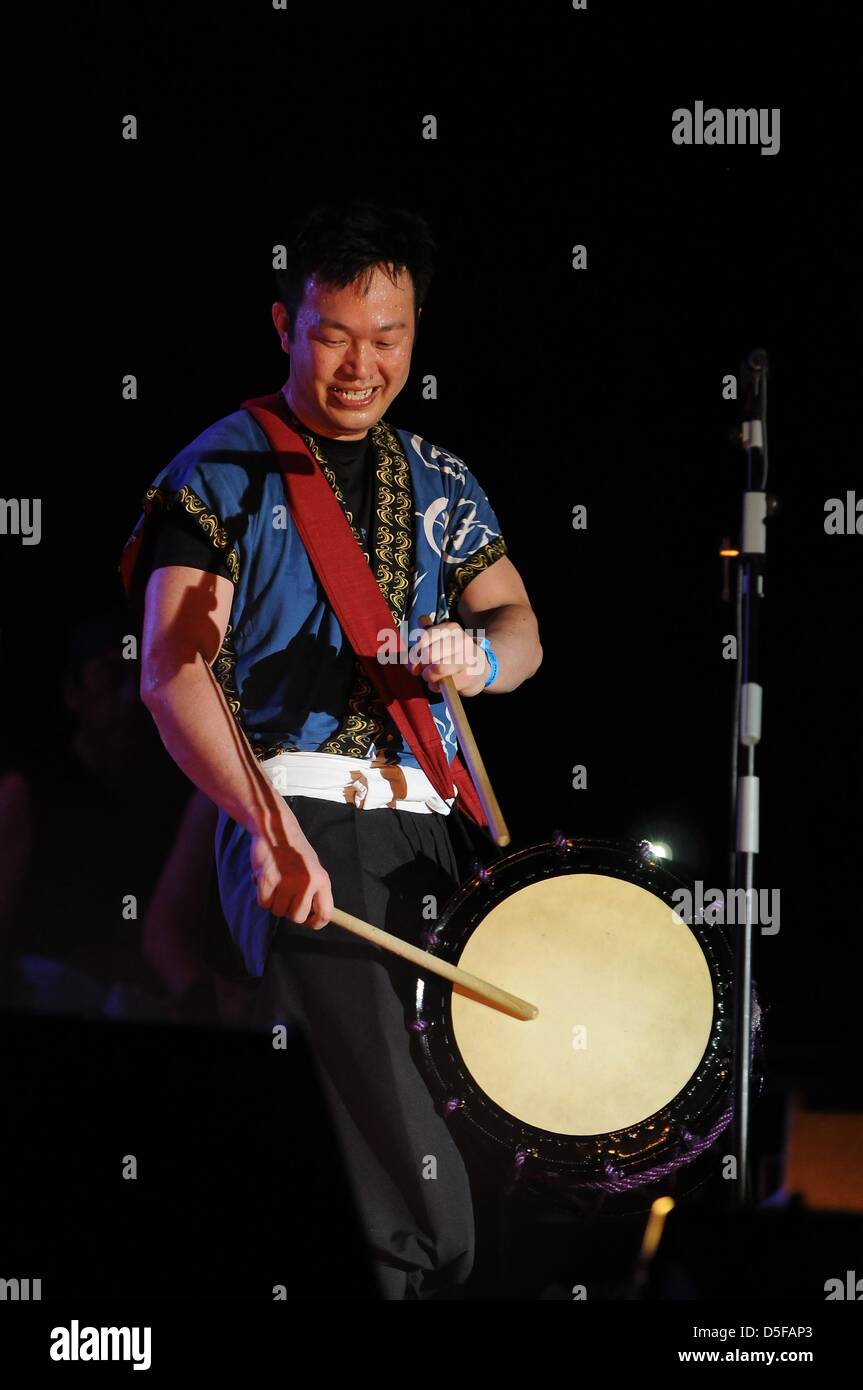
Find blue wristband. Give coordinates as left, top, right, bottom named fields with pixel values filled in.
left=479, top=637, right=499, bottom=688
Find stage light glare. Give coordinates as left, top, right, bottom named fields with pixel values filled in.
left=646, top=840, right=672, bottom=860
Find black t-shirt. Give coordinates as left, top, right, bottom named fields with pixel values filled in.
left=149, top=425, right=373, bottom=579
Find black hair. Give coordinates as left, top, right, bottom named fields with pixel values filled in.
left=274, top=198, right=437, bottom=340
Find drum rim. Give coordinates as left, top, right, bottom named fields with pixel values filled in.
left=411, top=835, right=735, bottom=1187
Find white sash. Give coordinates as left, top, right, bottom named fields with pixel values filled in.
left=260, top=750, right=456, bottom=815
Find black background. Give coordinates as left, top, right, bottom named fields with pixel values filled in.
left=3, top=2, right=860, bottom=1161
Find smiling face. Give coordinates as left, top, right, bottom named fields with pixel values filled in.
left=272, top=261, right=418, bottom=439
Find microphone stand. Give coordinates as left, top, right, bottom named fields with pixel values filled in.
left=727, top=349, right=774, bottom=1206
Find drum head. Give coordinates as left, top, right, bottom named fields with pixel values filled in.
left=452, top=873, right=714, bottom=1136
left=411, top=837, right=734, bottom=1195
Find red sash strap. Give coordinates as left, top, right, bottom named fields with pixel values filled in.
left=241, top=392, right=488, bottom=828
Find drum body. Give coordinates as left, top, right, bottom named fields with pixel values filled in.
left=410, top=837, right=737, bottom=1204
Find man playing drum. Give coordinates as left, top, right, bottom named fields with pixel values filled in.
left=120, top=198, right=543, bottom=1300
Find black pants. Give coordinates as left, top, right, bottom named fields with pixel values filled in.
left=241, top=796, right=476, bottom=1301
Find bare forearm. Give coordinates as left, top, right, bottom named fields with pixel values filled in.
left=469, top=603, right=543, bottom=695
left=142, top=656, right=294, bottom=838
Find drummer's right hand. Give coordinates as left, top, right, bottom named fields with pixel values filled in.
left=248, top=820, right=334, bottom=930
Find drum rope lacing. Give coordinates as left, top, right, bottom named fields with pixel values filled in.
left=410, top=997, right=763, bottom=1193
left=409, top=835, right=764, bottom=1197
left=505, top=997, right=763, bottom=1195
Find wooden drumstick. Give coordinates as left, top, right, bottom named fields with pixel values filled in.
left=419, top=614, right=511, bottom=847
left=328, top=906, right=537, bottom=1020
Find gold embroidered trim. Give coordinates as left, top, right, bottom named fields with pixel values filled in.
left=279, top=403, right=413, bottom=760
left=142, top=483, right=240, bottom=585
left=213, top=621, right=242, bottom=720
left=445, top=534, right=508, bottom=612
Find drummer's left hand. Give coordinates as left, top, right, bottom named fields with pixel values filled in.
left=408, top=616, right=490, bottom=696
